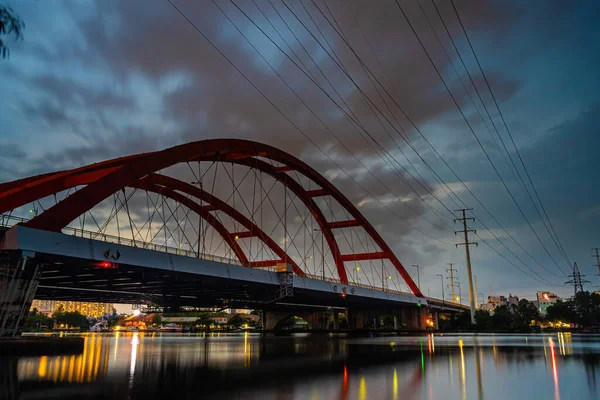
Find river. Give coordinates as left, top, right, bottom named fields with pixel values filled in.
left=3, top=332, right=600, bottom=399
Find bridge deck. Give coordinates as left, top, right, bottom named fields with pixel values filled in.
left=0, top=226, right=475, bottom=311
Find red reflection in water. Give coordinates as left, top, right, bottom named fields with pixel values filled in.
left=340, top=365, right=348, bottom=400
left=549, top=338, right=560, bottom=400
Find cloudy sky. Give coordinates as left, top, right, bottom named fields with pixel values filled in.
left=1, top=0, right=599, bottom=303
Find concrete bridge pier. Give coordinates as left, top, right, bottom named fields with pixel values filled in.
left=0, top=251, right=42, bottom=338
left=262, top=309, right=333, bottom=331
left=345, top=307, right=425, bottom=330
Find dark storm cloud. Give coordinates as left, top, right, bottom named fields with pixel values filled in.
left=2, top=0, right=599, bottom=299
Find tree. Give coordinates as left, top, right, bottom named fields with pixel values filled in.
left=227, top=314, right=248, bottom=329
left=514, top=299, right=539, bottom=332
left=474, top=309, right=492, bottom=330
left=546, top=300, right=576, bottom=324
left=23, top=310, right=53, bottom=332
left=572, top=291, right=600, bottom=328
left=151, top=314, right=163, bottom=325
left=0, top=5, right=24, bottom=59
left=489, top=305, right=513, bottom=330
left=54, top=311, right=88, bottom=330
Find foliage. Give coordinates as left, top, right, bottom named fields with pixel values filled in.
left=22, top=309, right=53, bottom=332
left=54, top=310, right=89, bottom=330
left=546, top=291, right=600, bottom=328
left=151, top=314, right=163, bottom=325
left=513, top=299, right=539, bottom=332
left=0, top=5, right=25, bottom=59
left=228, top=314, right=253, bottom=328
left=466, top=292, right=600, bottom=332
left=472, top=301, right=539, bottom=332
left=546, top=300, right=576, bottom=323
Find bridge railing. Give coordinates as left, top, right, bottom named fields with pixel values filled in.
left=0, top=214, right=242, bottom=266
left=302, top=272, right=415, bottom=298
left=1, top=214, right=435, bottom=300
left=424, top=296, right=465, bottom=308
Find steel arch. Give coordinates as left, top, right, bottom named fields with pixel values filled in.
left=0, top=139, right=422, bottom=296
left=137, top=174, right=305, bottom=277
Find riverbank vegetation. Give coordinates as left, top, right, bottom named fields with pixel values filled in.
left=455, top=291, right=600, bottom=332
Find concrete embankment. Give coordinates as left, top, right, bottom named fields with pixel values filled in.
left=0, top=336, right=84, bottom=356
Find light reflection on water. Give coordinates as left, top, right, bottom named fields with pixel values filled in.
left=5, top=332, right=600, bottom=399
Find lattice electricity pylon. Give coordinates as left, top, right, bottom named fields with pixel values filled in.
left=565, top=262, right=590, bottom=297
left=0, top=139, right=424, bottom=299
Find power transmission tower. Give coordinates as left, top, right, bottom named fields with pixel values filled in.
left=478, top=293, right=484, bottom=308
left=592, top=248, right=600, bottom=276
left=446, top=263, right=458, bottom=301
left=565, top=262, right=590, bottom=298
left=455, top=209, right=478, bottom=323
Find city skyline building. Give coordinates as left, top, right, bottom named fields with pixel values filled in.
left=30, top=300, right=115, bottom=318
left=536, top=291, right=561, bottom=316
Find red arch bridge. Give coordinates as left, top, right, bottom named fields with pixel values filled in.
left=0, top=139, right=465, bottom=336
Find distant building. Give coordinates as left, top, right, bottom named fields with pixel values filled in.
left=212, top=316, right=229, bottom=324
left=480, top=294, right=519, bottom=315
left=30, top=300, right=115, bottom=318
left=536, top=292, right=560, bottom=315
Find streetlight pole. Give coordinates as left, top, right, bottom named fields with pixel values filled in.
left=314, top=228, right=324, bottom=280
left=457, top=282, right=462, bottom=305
left=411, top=264, right=420, bottom=289
left=437, top=274, right=445, bottom=310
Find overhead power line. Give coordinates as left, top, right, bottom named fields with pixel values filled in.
left=166, top=0, right=451, bottom=244
left=392, top=0, right=567, bottom=277
left=299, top=0, right=564, bottom=283
left=447, top=0, right=571, bottom=266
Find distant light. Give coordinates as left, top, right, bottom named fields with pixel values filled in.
left=387, top=276, right=393, bottom=280
left=455, top=297, right=460, bottom=301
left=29, top=209, right=35, bottom=214
left=234, top=235, right=239, bottom=240
left=543, top=294, right=550, bottom=300
left=133, top=310, right=141, bottom=316
left=355, top=267, right=361, bottom=271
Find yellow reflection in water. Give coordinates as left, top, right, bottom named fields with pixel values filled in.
left=37, top=356, right=47, bottom=378
left=20, top=335, right=108, bottom=384
left=359, top=376, right=367, bottom=400
left=392, top=368, right=398, bottom=400
left=459, top=340, right=466, bottom=400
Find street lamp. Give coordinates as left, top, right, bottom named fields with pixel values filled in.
left=354, top=266, right=361, bottom=283
left=456, top=282, right=463, bottom=305
left=411, top=264, right=420, bottom=289
left=436, top=274, right=445, bottom=310
left=314, top=228, right=325, bottom=280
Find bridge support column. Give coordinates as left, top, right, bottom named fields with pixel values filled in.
left=0, top=251, right=42, bottom=338
left=432, top=309, right=439, bottom=330
left=347, top=309, right=378, bottom=330
left=399, top=307, right=424, bottom=330
left=303, top=310, right=329, bottom=330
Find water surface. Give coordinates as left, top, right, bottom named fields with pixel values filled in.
left=4, top=332, right=600, bottom=399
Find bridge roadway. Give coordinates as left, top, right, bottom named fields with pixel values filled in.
left=2, top=225, right=466, bottom=316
